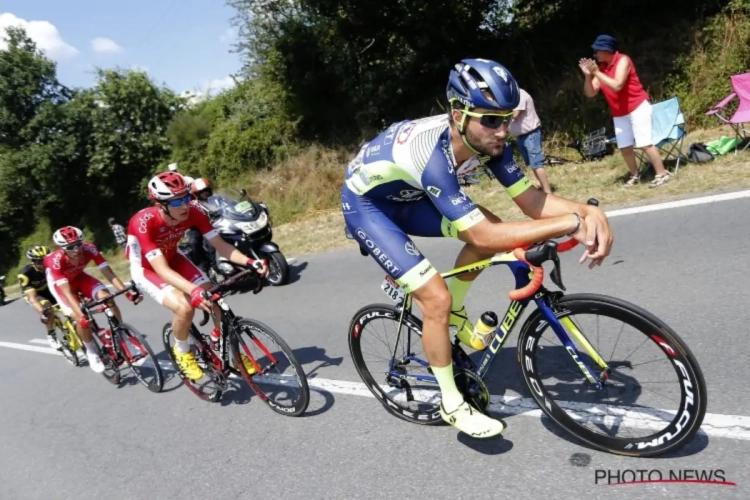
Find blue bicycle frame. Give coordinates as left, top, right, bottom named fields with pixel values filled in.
left=387, top=256, right=607, bottom=391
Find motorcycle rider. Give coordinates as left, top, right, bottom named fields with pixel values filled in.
left=185, top=177, right=214, bottom=271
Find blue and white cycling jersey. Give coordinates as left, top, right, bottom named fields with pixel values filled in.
left=341, top=114, right=533, bottom=292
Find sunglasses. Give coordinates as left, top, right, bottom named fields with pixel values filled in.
left=165, top=195, right=191, bottom=208
left=462, top=109, right=514, bottom=129
left=63, top=242, right=83, bottom=251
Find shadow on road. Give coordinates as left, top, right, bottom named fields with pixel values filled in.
left=293, top=345, right=344, bottom=379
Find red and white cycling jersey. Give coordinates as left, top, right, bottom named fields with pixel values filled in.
left=43, top=244, right=109, bottom=285
left=126, top=205, right=217, bottom=271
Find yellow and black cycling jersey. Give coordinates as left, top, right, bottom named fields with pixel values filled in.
left=17, top=264, right=49, bottom=295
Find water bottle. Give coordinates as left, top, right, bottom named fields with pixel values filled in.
left=210, top=328, right=220, bottom=351
left=473, top=311, right=498, bottom=347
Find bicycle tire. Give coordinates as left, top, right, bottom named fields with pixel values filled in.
left=348, top=303, right=444, bottom=425
left=56, top=319, right=80, bottom=367
left=161, top=322, right=224, bottom=402
left=117, top=323, right=164, bottom=393
left=231, top=318, right=309, bottom=417
left=517, top=293, right=707, bottom=458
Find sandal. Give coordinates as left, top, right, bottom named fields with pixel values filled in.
left=625, top=175, right=639, bottom=186
left=649, top=173, right=670, bottom=188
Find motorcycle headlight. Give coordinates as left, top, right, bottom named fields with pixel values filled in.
left=235, top=212, right=268, bottom=233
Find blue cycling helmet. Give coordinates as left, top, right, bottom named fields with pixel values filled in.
left=446, top=58, right=520, bottom=111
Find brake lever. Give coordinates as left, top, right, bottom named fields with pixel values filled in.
left=550, top=253, right=566, bottom=291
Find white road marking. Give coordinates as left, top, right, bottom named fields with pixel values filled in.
left=4, top=338, right=750, bottom=441
left=604, top=189, right=750, bottom=218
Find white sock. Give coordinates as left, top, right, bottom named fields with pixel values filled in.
left=175, top=339, right=190, bottom=353
left=431, top=364, right=464, bottom=412
left=84, top=341, right=98, bottom=355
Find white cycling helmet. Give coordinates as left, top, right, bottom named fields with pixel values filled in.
left=148, top=172, right=191, bottom=201
left=53, top=226, right=84, bottom=247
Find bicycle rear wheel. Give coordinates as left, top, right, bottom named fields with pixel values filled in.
left=117, top=323, right=164, bottom=393
left=518, top=293, right=707, bottom=457
left=162, top=322, right=225, bottom=402
left=231, top=318, right=309, bottom=416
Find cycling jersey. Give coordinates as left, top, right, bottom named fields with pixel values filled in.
left=126, top=205, right=218, bottom=271
left=17, top=264, right=49, bottom=294
left=43, top=244, right=108, bottom=285
left=342, top=114, right=533, bottom=293
left=126, top=205, right=214, bottom=305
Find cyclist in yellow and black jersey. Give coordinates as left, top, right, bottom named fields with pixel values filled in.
left=19, top=246, right=61, bottom=350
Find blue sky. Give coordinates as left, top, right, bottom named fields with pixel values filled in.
left=0, top=0, right=242, bottom=95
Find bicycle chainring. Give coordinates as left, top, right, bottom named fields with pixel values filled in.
left=453, top=367, right=491, bottom=415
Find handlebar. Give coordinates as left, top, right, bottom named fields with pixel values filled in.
left=507, top=198, right=599, bottom=301
left=197, top=265, right=265, bottom=327
left=81, top=281, right=139, bottom=313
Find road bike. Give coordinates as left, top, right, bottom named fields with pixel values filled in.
left=347, top=199, right=707, bottom=457
left=80, top=282, right=164, bottom=393
left=162, top=266, right=309, bottom=416
left=41, top=300, right=83, bottom=367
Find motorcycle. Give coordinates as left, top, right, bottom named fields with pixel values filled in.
left=182, top=188, right=290, bottom=287
left=0, top=275, right=6, bottom=306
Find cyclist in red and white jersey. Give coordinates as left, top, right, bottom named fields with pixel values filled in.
left=126, top=171, right=269, bottom=381
left=44, top=226, right=142, bottom=373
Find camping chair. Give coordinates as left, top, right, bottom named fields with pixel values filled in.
left=705, top=72, right=750, bottom=154
left=636, top=96, right=688, bottom=175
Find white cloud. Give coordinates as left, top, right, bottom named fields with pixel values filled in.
left=0, top=12, right=78, bottom=60
left=204, top=76, right=237, bottom=94
left=220, top=27, right=237, bottom=43
left=91, top=37, right=123, bottom=54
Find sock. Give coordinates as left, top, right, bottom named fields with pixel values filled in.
left=175, top=339, right=191, bottom=353
left=47, top=329, right=56, bottom=336
left=84, top=341, right=98, bottom=355
left=431, top=364, right=464, bottom=412
left=448, top=277, right=473, bottom=312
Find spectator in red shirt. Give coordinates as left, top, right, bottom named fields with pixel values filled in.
left=579, top=34, right=670, bottom=188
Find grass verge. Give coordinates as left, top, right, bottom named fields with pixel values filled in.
left=4, top=126, right=747, bottom=301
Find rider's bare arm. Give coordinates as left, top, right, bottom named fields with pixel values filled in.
left=459, top=214, right=580, bottom=254
left=58, top=280, right=85, bottom=320
left=513, top=187, right=596, bottom=220
left=25, top=289, right=45, bottom=314
left=205, top=234, right=252, bottom=265
left=100, top=265, right=126, bottom=291
left=150, top=254, right=201, bottom=296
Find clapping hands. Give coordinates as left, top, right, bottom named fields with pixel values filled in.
left=578, top=58, right=598, bottom=76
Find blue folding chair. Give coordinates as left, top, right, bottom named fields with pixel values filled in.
left=636, top=96, right=689, bottom=175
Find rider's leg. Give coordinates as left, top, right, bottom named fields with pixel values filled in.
left=343, top=186, right=504, bottom=438
left=446, top=205, right=504, bottom=349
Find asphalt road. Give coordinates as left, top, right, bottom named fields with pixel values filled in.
left=2, top=190, right=750, bottom=499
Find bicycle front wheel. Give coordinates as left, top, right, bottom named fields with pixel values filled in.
left=56, top=319, right=80, bottom=367
left=231, top=318, right=309, bottom=417
left=518, top=293, right=707, bottom=457
left=117, top=323, right=164, bottom=393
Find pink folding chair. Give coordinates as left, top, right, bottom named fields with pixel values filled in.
left=706, top=72, right=750, bottom=153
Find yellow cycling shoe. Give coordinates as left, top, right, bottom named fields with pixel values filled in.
left=173, top=345, right=204, bottom=381
left=450, top=307, right=485, bottom=351
left=232, top=353, right=258, bottom=376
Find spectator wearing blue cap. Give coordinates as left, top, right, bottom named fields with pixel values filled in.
left=578, top=34, right=670, bottom=188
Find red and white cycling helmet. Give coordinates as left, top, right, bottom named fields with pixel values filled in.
left=53, top=226, right=84, bottom=247
left=148, top=172, right=190, bottom=201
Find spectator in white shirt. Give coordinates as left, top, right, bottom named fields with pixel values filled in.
left=509, top=88, right=552, bottom=194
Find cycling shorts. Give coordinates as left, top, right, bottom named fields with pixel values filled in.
left=23, top=288, right=57, bottom=308
left=341, top=183, right=467, bottom=293
left=132, top=252, right=210, bottom=305
left=47, top=272, right=107, bottom=317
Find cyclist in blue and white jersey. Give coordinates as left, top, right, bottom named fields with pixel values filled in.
left=341, top=58, right=614, bottom=438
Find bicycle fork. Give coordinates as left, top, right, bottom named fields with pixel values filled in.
left=538, top=300, right=611, bottom=389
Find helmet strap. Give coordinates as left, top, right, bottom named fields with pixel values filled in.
left=456, top=105, right=483, bottom=156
